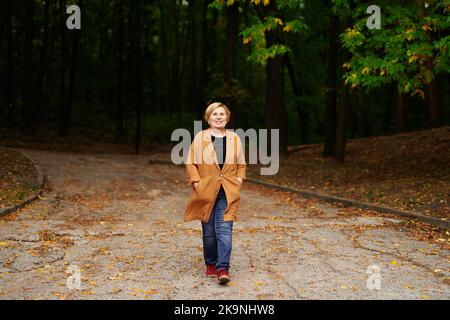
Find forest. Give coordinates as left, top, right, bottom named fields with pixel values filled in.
left=0, top=0, right=449, bottom=301
left=0, top=0, right=449, bottom=158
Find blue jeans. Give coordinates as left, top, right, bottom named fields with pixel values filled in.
left=201, top=187, right=233, bottom=270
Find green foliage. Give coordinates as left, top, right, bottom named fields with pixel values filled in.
left=339, top=1, right=450, bottom=98
left=247, top=44, right=291, bottom=64
left=211, top=0, right=307, bottom=64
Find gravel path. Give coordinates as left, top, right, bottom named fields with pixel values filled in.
left=0, top=149, right=448, bottom=299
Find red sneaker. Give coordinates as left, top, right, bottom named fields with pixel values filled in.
left=205, top=264, right=217, bottom=278
left=217, top=268, right=230, bottom=284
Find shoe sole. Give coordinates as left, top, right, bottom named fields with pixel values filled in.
left=219, top=276, right=230, bottom=284
left=207, top=274, right=217, bottom=278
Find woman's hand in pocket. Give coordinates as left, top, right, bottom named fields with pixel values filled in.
left=192, top=181, right=199, bottom=190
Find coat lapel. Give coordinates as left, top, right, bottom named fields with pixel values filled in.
left=223, top=131, right=234, bottom=170
left=203, top=128, right=220, bottom=171
left=203, top=128, right=233, bottom=172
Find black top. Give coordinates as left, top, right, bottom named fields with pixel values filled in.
left=211, top=135, right=226, bottom=170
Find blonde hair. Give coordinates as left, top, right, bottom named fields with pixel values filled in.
left=204, top=102, right=231, bottom=124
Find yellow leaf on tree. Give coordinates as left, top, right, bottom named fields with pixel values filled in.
left=422, top=24, right=431, bottom=32
left=251, top=0, right=270, bottom=5
left=274, top=18, right=283, bottom=26
left=347, top=28, right=359, bottom=37
left=405, top=28, right=415, bottom=41
left=283, top=24, right=293, bottom=32
left=243, top=36, right=252, bottom=45
left=408, top=55, right=419, bottom=64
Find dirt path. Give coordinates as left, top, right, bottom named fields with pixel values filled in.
left=0, top=149, right=448, bottom=299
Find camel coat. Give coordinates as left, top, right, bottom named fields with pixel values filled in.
left=184, top=128, right=246, bottom=223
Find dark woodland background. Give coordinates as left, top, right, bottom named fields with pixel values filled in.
left=0, top=0, right=449, bottom=159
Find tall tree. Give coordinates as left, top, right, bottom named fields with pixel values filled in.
left=58, top=0, right=67, bottom=136
left=3, top=0, right=15, bottom=126
left=323, top=3, right=338, bottom=157
left=335, top=74, right=349, bottom=161
left=198, top=0, right=213, bottom=117
left=116, top=0, right=126, bottom=142
left=62, top=1, right=82, bottom=137
left=22, top=0, right=35, bottom=130
left=187, top=0, right=198, bottom=113
left=252, top=2, right=289, bottom=153
left=395, top=90, right=407, bottom=132
left=224, top=0, right=239, bottom=84
left=133, top=0, right=143, bottom=154
left=416, top=0, right=444, bottom=127
left=34, top=0, right=51, bottom=127
left=341, top=0, right=449, bottom=129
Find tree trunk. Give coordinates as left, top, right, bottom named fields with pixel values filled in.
left=34, top=0, right=50, bottom=127
left=208, top=9, right=219, bottom=79
left=177, top=0, right=190, bottom=118
left=4, top=1, right=15, bottom=126
left=22, top=0, right=35, bottom=130
left=134, top=0, right=143, bottom=154
left=382, top=87, right=393, bottom=134
left=158, top=0, right=170, bottom=114
left=427, top=76, right=443, bottom=127
left=353, top=89, right=367, bottom=138
left=163, top=0, right=184, bottom=115
left=198, top=0, right=212, bottom=117
left=253, top=3, right=288, bottom=154
left=125, top=3, right=137, bottom=143
left=58, top=0, right=67, bottom=136
left=284, top=54, right=309, bottom=144
left=266, top=32, right=287, bottom=154
left=45, top=0, right=56, bottom=112
left=335, top=83, right=349, bottom=162
left=0, top=1, right=9, bottom=46
left=224, top=1, right=239, bottom=83
left=62, top=7, right=81, bottom=137
left=323, top=8, right=338, bottom=157
left=333, top=13, right=352, bottom=162
left=187, top=0, right=198, bottom=113
left=116, top=0, right=125, bottom=142
left=395, top=89, right=407, bottom=132
left=415, top=0, right=443, bottom=127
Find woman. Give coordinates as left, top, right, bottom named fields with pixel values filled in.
left=184, top=102, right=246, bottom=285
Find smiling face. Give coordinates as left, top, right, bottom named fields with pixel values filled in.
left=208, top=106, right=228, bottom=130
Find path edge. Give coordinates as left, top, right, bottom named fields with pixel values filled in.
left=247, top=178, right=450, bottom=230
left=149, top=158, right=449, bottom=230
